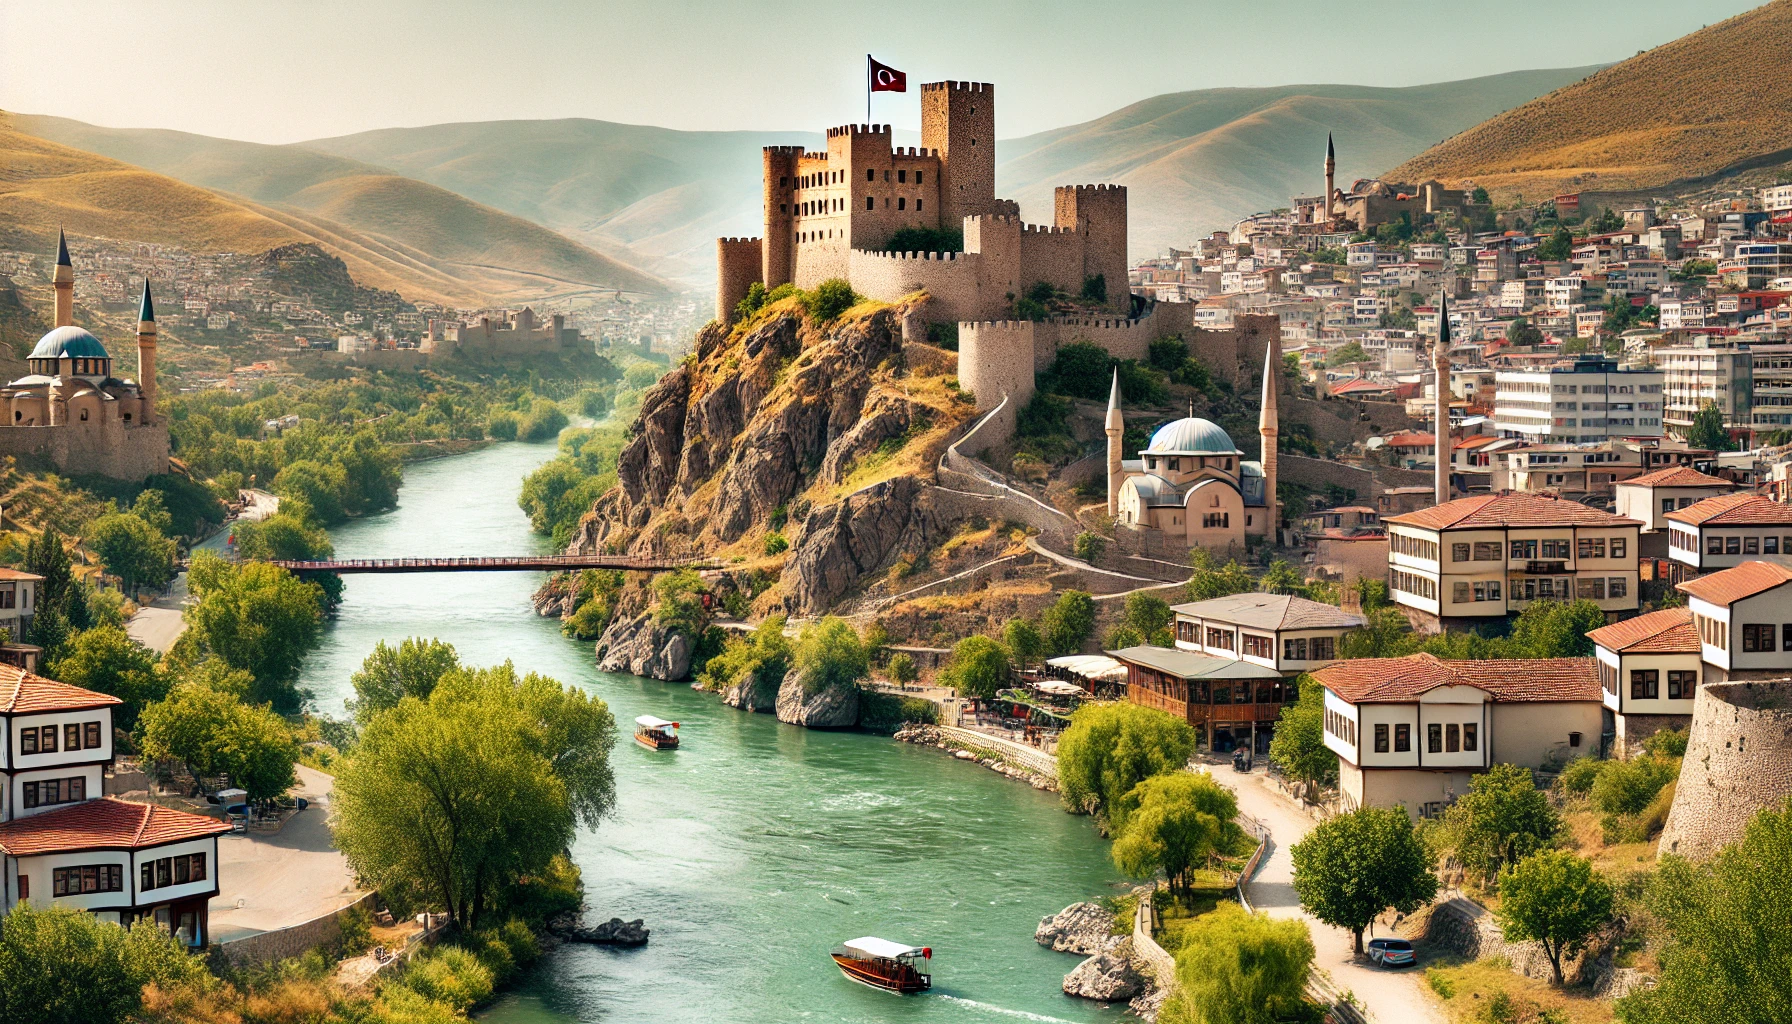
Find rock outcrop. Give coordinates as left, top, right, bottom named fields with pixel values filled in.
left=774, top=668, right=860, bottom=728
left=558, top=917, right=650, bottom=947
left=719, top=672, right=780, bottom=714
left=595, top=612, right=693, bottom=681
left=1036, top=902, right=1120, bottom=956
left=1062, top=937, right=1143, bottom=1002
left=782, top=475, right=931, bottom=615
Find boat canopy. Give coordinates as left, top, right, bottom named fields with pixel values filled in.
left=841, top=937, right=927, bottom=960
left=634, top=716, right=677, bottom=730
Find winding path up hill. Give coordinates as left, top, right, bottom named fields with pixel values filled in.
left=1387, top=1, right=1792, bottom=203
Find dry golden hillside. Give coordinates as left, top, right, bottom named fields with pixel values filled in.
left=0, top=113, right=665, bottom=305
left=1387, top=0, right=1792, bottom=202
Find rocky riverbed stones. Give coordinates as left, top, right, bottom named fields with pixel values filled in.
left=893, top=723, right=1057, bottom=791
left=1061, top=937, right=1144, bottom=1002
left=1035, top=902, right=1121, bottom=955
left=595, top=612, right=692, bottom=681
left=554, top=917, right=650, bottom=947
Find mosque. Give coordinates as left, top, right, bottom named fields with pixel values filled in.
left=0, top=232, right=170, bottom=480
left=1104, top=341, right=1280, bottom=555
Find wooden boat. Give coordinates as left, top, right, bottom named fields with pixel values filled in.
left=633, top=715, right=680, bottom=751
left=830, top=937, right=932, bottom=993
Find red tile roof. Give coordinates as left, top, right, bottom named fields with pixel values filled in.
left=1664, top=493, right=1792, bottom=527
left=1314, top=653, right=1601, bottom=704
left=1453, top=435, right=1506, bottom=451
left=1677, top=560, right=1792, bottom=606
left=0, top=569, right=43, bottom=582
left=0, top=665, right=121, bottom=714
left=1383, top=433, right=1435, bottom=448
left=1384, top=492, right=1641, bottom=531
left=1620, top=466, right=1733, bottom=489
left=0, top=798, right=230, bottom=856
left=1586, top=608, right=1699, bottom=654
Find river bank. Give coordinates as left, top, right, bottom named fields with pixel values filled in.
left=291, top=436, right=1128, bottom=1024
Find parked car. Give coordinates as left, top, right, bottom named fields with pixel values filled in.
left=1366, top=938, right=1415, bottom=967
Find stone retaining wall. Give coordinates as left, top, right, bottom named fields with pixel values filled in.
left=212, top=891, right=376, bottom=969
left=936, top=725, right=1059, bottom=779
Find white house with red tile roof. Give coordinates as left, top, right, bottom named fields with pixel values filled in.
left=1613, top=466, right=1736, bottom=538
left=1312, top=653, right=1604, bottom=818
left=1665, top=493, right=1792, bottom=572
left=1677, top=560, right=1792, bottom=683
left=1384, top=492, right=1641, bottom=630
left=1587, top=608, right=1701, bottom=756
left=0, top=666, right=229, bottom=946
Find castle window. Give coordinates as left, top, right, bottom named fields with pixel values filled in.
left=884, top=170, right=891, bottom=182
left=885, top=198, right=890, bottom=208
left=915, top=172, right=923, bottom=184
left=898, top=198, right=906, bottom=211
left=780, top=203, right=787, bottom=213
left=867, top=197, right=875, bottom=210
left=970, top=138, right=977, bottom=146
left=916, top=199, right=923, bottom=211
left=780, top=176, right=788, bottom=188
left=80, top=410, right=88, bottom=421
left=898, top=170, right=907, bottom=183
left=867, top=169, right=875, bottom=182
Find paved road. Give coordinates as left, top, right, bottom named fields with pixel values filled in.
left=208, top=764, right=363, bottom=944
left=1209, top=766, right=1445, bottom=1024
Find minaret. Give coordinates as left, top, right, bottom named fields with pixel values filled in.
left=1323, top=133, right=1337, bottom=222
left=52, top=229, right=74, bottom=328
left=1105, top=368, right=1124, bottom=518
left=136, top=280, right=158, bottom=423
left=1258, top=338, right=1280, bottom=540
left=1434, top=290, right=1452, bottom=508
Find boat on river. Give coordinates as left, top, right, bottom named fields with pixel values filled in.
left=634, top=716, right=680, bottom=751
left=830, top=937, right=932, bottom=993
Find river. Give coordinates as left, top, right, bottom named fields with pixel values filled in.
left=294, top=437, right=1127, bottom=1024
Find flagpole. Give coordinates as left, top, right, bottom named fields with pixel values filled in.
left=866, top=54, right=871, bottom=124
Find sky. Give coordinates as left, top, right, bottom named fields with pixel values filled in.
left=1, top=0, right=1765, bottom=144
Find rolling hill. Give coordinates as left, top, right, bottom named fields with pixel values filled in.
left=998, top=67, right=1599, bottom=257
left=1387, top=1, right=1792, bottom=203
left=6, top=113, right=666, bottom=305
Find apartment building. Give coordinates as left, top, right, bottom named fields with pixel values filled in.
left=1385, top=492, right=1641, bottom=629
left=1503, top=444, right=1643, bottom=502
left=1493, top=357, right=1665, bottom=444
left=1661, top=339, right=1792, bottom=440
left=1665, top=493, right=1792, bottom=573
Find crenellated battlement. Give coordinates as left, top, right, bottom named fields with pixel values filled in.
left=826, top=124, right=892, bottom=138
left=851, top=248, right=964, bottom=262
left=922, top=80, right=993, bottom=94
left=763, top=145, right=805, bottom=156
left=1063, top=183, right=1127, bottom=195
left=892, top=146, right=938, bottom=158
left=718, top=236, right=762, bottom=246
left=1020, top=222, right=1078, bottom=237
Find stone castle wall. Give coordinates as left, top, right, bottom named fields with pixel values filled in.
left=717, top=237, right=763, bottom=322
left=0, top=420, right=169, bottom=481
left=846, top=249, right=988, bottom=321
left=1660, top=679, right=1792, bottom=862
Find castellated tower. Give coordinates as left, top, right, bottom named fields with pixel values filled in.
left=921, top=81, right=997, bottom=229
left=1054, top=184, right=1130, bottom=314
left=761, top=146, right=802, bottom=288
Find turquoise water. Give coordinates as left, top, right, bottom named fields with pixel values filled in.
left=295, top=439, right=1126, bottom=1024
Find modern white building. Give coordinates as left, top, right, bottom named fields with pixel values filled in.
left=1493, top=357, right=1664, bottom=444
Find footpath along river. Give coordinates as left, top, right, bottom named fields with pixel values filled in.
left=294, top=436, right=1127, bottom=1024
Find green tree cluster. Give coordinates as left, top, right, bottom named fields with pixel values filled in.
left=1161, top=903, right=1316, bottom=1024
left=1111, top=772, right=1245, bottom=900
left=137, top=681, right=300, bottom=802
left=1056, top=702, right=1196, bottom=825
left=793, top=617, right=869, bottom=695
left=167, top=551, right=326, bottom=711
left=1038, top=341, right=1169, bottom=405
left=1269, top=676, right=1336, bottom=794
left=1437, top=762, right=1561, bottom=884
left=698, top=615, right=793, bottom=706
left=0, top=903, right=209, bottom=1024
left=882, top=225, right=964, bottom=254
left=940, top=634, right=1011, bottom=699
left=1040, top=589, right=1097, bottom=654
left=46, top=625, right=165, bottom=729
left=1497, top=849, right=1614, bottom=984
left=1686, top=400, right=1733, bottom=452
left=1324, top=342, right=1368, bottom=368
left=1185, top=549, right=1256, bottom=601
left=1291, top=805, right=1437, bottom=954
left=517, top=423, right=630, bottom=547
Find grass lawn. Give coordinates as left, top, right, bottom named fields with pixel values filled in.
left=1422, top=957, right=1619, bottom=1024
left=1150, top=884, right=1234, bottom=956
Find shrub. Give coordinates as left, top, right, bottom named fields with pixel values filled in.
left=939, top=635, right=1011, bottom=699
left=763, top=531, right=789, bottom=556
left=858, top=690, right=939, bottom=732
left=1040, top=590, right=1097, bottom=654
left=886, top=652, right=918, bottom=685
left=1591, top=755, right=1679, bottom=816
left=1642, top=727, right=1689, bottom=759
left=1557, top=756, right=1608, bottom=797
left=1074, top=531, right=1106, bottom=561
left=486, top=409, right=521, bottom=441
left=803, top=278, right=859, bottom=322
left=793, top=617, right=869, bottom=693
left=499, top=919, right=540, bottom=965
left=883, top=225, right=963, bottom=253
left=1166, top=902, right=1315, bottom=1024
left=1057, top=702, right=1196, bottom=824
left=1080, top=274, right=1107, bottom=304
left=402, top=946, right=494, bottom=1012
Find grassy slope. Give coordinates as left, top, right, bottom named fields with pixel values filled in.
left=999, top=67, right=1599, bottom=257
left=10, top=113, right=666, bottom=301
left=1388, top=1, right=1792, bottom=202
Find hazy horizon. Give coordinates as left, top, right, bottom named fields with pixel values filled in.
left=2, top=0, right=1763, bottom=145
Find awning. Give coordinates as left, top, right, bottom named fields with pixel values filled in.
left=1044, top=655, right=1128, bottom=681
left=634, top=716, right=677, bottom=729
left=1106, top=645, right=1283, bottom=680
left=842, top=937, right=926, bottom=960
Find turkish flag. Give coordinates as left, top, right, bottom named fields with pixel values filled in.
left=869, top=56, right=907, bottom=92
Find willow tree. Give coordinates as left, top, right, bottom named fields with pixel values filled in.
left=1056, top=702, right=1195, bottom=826
left=1111, top=772, right=1244, bottom=900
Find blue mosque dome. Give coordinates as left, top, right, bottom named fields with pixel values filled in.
left=29, top=326, right=111, bottom=361
left=1145, top=416, right=1238, bottom=455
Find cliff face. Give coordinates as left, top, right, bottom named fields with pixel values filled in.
left=569, top=301, right=974, bottom=616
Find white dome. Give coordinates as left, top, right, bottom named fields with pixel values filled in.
left=1146, top=417, right=1238, bottom=455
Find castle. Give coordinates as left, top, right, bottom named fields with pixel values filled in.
left=0, top=233, right=170, bottom=481
left=714, top=81, right=1130, bottom=327
left=423, top=306, right=582, bottom=362
left=1291, top=133, right=1472, bottom=234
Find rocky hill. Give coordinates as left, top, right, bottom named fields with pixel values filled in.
left=1387, top=1, right=1792, bottom=203
left=566, top=298, right=978, bottom=618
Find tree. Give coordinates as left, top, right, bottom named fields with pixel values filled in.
left=1122, top=592, right=1173, bottom=641
left=1002, top=618, right=1045, bottom=672
left=1506, top=598, right=1607, bottom=658
left=1507, top=317, right=1545, bottom=347
left=1325, top=342, right=1368, bottom=368
left=0, top=903, right=208, bottom=1024
left=232, top=509, right=333, bottom=561
left=332, top=664, right=615, bottom=930
left=886, top=652, right=918, bottom=686
left=1186, top=550, right=1257, bottom=602
left=698, top=615, right=792, bottom=705
left=1438, top=762, right=1561, bottom=883
left=348, top=637, right=462, bottom=725
left=137, top=682, right=297, bottom=801
left=1073, top=531, right=1106, bottom=561
left=941, top=635, right=1012, bottom=699
left=1111, top=772, right=1244, bottom=900
left=793, top=617, right=869, bottom=694
left=46, top=625, right=164, bottom=730
left=1167, top=903, right=1316, bottom=1024
left=804, top=278, right=859, bottom=322
left=1259, top=560, right=1308, bottom=597
left=1040, top=590, right=1097, bottom=654
left=1618, top=799, right=1792, bottom=1024
left=85, top=511, right=178, bottom=593
left=651, top=568, right=709, bottom=637
left=271, top=459, right=348, bottom=523
left=1056, top=702, right=1196, bottom=826
left=1497, top=849, right=1614, bottom=985
left=170, top=552, right=324, bottom=711
left=1291, top=805, right=1438, bottom=955
left=1269, top=676, right=1336, bottom=795
left=1538, top=226, right=1574, bottom=262
left=1686, top=400, right=1732, bottom=453
left=23, top=529, right=74, bottom=614
left=218, top=701, right=302, bottom=803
